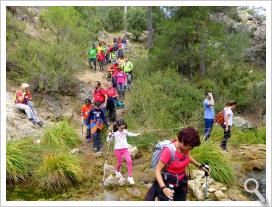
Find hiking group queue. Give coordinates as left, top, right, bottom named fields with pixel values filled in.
left=13, top=36, right=237, bottom=201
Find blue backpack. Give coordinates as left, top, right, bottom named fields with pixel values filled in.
left=116, top=100, right=125, bottom=109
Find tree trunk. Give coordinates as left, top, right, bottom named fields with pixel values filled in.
left=147, top=6, right=153, bottom=50
left=200, top=39, right=206, bottom=76
left=124, top=6, right=127, bottom=38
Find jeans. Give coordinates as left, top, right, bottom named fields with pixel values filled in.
left=93, top=129, right=102, bottom=151
left=114, top=148, right=133, bottom=177
left=106, top=97, right=116, bottom=122
left=89, top=58, right=96, bottom=71
left=204, top=119, right=214, bottom=141
left=220, top=125, right=231, bottom=150
left=125, top=72, right=132, bottom=91
left=117, top=83, right=125, bottom=98
left=84, top=119, right=91, bottom=140
left=16, top=102, right=40, bottom=123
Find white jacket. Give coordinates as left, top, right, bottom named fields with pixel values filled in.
left=107, top=130, right=139, bottom=149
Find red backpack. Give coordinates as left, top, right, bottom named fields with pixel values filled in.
left=215, top=110, right=224, bottom=125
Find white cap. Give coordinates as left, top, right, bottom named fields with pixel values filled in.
left=21, top=82, right=29, bottom=89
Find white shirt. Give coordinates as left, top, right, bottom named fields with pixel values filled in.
left=224, top=107, right=233, bottom=126
left=110, top=130, right=138, bottom=149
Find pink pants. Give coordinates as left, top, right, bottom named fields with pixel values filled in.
left=114, top=148, right=132, bottom=177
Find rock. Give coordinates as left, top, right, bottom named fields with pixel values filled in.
left=188, top=180, right=203, bottom=200
left=239, top=144, right=266, bottom=160
left=126, top=188, right=142, bottom=198
left=232, top=116, right=257, bottom=130
left=94, top=151, right=103, bottom=158
left=128, top=144, right=138, bottom=158
left=219, top=186, right=227, bottom=191
left=69, top=148, right=81, bottom=155
left=45, top=95, right=62, bottom=120
left=242, top=159, right=266, bottom=171
left=103, top=163, right=115, bottom=175
left=191, top=170, right=205, bottom=179
left=104, top=175, right=118, bottom=186
left=208, top=187, right=216, bottom=193
left=214, top=190, right=227, bottom=201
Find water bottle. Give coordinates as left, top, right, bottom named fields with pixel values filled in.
left=168, top=184, right=174, bottom=201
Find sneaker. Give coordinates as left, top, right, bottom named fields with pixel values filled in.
left=115, top=171, right=123, bottom=178
left=29, top=118, right=37, bottom=125
left=127, top=176, right=135, bottom=185
left=37, top=121, right=44, bottom=127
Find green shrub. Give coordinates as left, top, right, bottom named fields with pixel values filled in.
left=36, top=152, right=83, bottom=191
left=191, top=142, right=235, bottom=185
left=6, top=138, right=41, bottom=183
left=41, top=121, right=81, bottom=150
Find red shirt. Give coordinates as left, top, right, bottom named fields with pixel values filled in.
left=15, top=90, right=32, bottom=104
left=160, top=140, right=190, bottom=179
left=107, top=87, right=117, bottom=97
left=93, top=88, right=107, bottom=103
left=107, top=46, right=112, bottom=54
left=81, top=104, right=92, bottom=120
left=97, top=52, right=105, bottom=61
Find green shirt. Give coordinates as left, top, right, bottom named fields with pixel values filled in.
left=124, top=61, right=133, bottom=72
left=103, top=46, right=107, bottom=54
left=89, top=48, right=97, bottom=59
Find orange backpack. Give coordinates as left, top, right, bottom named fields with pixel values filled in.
left=215, top=110, right=224, bottom=125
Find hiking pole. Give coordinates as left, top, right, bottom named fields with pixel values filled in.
left=204, top=164, right=210, bottom=201
left=102, top=132, right=112, bottom=185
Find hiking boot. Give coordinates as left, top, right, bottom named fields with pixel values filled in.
left=29, top=118, right=36, bottom=125
left=127, top=176, right=135, bottom=185
left=37, top=121, right=44, bottom=127
left=115, top=171, right=123, bottom=178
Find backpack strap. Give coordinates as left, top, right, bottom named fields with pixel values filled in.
left=163, top=143, right=176, bottom=170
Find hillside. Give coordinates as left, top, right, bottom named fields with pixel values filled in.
left=5, top=6, right=266, bottom=202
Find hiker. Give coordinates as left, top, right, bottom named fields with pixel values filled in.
left=117, top=48, right=124, bottom=60
left=121, top=37, right=127, bottom=51
left=106, top=82, right=118, bottom=122
left=86, top=101, right=108, bottom=153
left=97, top=50, right=105, bottom=71
left=102, top=41, right=108, bottom=64
left=107, top=119, right=140, bottom=185
left=106, top=44, right=112, bottom=64
left=123, top=58, right=134, bottom=91
left=92, top=80, right=108, bottom=111
left=146, top=127, right=210, bottom=201
left=15, top=83, right=44, bottom=127
left=81, top=98, right=93, bottom=142
left=110, top=49, right=117, bottom=64
left=219, top=101, right=237, bottom=152
left=96, top=42, right=103, bottom=53
left=108, top=63, right=118, bottom=88
left=88, top=44, right=97, bottom=71
left=203, top=91, right=215, bottom=141
left=115, top=67, right=127, bottom=99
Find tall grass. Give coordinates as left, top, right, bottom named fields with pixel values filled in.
left=41, top=121, right=81, bottom=150
left=6, top=138, right=41, bottom=183
left=36, top=152, right=83, bottom=191
left=191, top=142, right=235, bottom=185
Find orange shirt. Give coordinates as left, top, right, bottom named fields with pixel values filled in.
left=81, top=104, right=92, bottom=120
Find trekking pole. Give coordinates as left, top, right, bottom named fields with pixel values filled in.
left=204, top=165, right=210, bottom=201
left=102, top=131, right=113, bottom=184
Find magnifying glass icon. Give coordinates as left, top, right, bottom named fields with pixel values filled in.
left=244, top=178, right=265, bottom=203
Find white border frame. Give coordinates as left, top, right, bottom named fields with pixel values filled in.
left=1, top=1, right=271, bottom=207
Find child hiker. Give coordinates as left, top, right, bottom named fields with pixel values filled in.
left=81, top=98, right=92, bottom=142
left=107, top=119, right=140, bottom=185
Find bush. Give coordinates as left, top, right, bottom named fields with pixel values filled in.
left=6, top=138, right=41, bottom=183
left=127, top=7, right=147, bottom=40
left=41, top=121, right=81, bottom=150
left=36, top=152, right=83, bottom=191
left=191, top=142, right=235, bottom=185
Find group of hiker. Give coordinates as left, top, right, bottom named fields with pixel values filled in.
left=13, top=38, right=238, bottom=201
left=88, top=36, right=127, bottom=72
left=203, top=91, right=237, bottom=152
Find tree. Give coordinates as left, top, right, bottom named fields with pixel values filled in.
left=127, top=7, right=147, bottom=40
left=147, top=6, right=153, bottom=49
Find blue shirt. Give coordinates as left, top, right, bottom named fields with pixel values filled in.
left=203, top=99, right=214, bottom=119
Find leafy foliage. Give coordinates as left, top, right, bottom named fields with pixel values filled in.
left=191, top=141, right=235, bottom=184
left=36, top=152, right=83, bottom=191
left=127, top=7, right=147, bottom=40
left=6, top=138, right=41, bottom=183
left=41, top=121, right=81, bottom=150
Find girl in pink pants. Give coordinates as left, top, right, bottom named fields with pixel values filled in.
left=107, top=119, right=140, bottom=185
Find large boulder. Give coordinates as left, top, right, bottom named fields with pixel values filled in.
left=232, top=116, right=257, bottom=130
left=103, top=174, right=126, bottom=187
